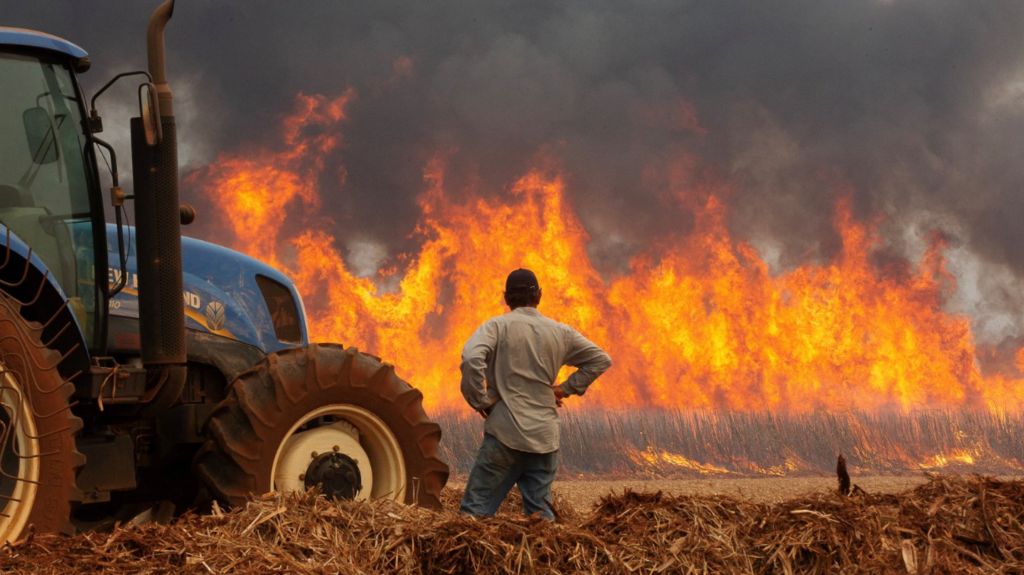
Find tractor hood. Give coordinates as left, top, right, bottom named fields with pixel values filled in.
left=106, top=224, right=308, bottom=354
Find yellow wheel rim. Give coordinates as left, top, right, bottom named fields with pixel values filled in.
left=0, top=364, right=41, bottom=542
left=271, top=404, right=406, bottom=501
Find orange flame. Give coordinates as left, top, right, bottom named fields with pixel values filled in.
left=193, top=92, right=1024, bottom=413
left=627, top=446, right=731, bottom=475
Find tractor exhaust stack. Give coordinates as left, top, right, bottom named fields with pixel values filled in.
left=131, top=0, right=186, bottom=410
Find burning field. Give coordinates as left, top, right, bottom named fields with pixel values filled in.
left=186, top=92, right=1024, bottom=480
left=194, top=92, right=1024, bottom=415
left=3, top=475, right=1024, bottom=573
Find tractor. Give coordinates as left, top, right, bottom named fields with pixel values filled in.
left=0, top=1, right=448, bottom=541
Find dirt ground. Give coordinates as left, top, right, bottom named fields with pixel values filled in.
left=450, top=475, right=931, bottom=511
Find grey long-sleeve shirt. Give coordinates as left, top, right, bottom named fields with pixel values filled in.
left=460, top=306, right=612, bottom=453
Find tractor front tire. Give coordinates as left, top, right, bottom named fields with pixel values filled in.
left=194, top=344, right=448, bottom=509
left=0, top=292, right=83, bottom=542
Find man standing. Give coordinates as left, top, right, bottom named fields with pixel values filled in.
left=459, top=268, right=612, bottom=519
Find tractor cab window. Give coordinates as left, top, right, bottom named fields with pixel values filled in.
left=0, top=51, right=100, bottom=348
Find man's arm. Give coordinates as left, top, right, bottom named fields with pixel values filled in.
left=559, top=328, right=612, bottom=397
left=460, top=319, right=500, bottom=413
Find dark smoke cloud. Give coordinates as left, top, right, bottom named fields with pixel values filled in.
left=5, top=0, right=1024, bottom=341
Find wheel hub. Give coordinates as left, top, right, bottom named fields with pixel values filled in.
left=272, top=418, right=376, bottom=500
left=303, top=451, right=362, bottom=500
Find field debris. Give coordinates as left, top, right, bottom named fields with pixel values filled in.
left=2, top=475, right=1023, bottom=574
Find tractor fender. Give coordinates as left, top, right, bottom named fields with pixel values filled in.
left=0, top=225, right=90, bottom=379
left=186, top=328, right=266, bottom=384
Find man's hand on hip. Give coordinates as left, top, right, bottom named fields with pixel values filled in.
left=553, top=385, right=568, bottom=407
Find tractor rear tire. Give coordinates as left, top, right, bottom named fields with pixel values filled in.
left=194, top=344, right=448, bottom=509
left=0, top=291, right=83, bottom=542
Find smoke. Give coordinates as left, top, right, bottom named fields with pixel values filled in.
left=5, top=0, right=1024, bottom=344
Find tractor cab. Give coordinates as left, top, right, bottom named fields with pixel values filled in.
left=0, top=29, right=105, bottom=353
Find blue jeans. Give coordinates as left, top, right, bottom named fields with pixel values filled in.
left=459, top=434, right=558, bottom=520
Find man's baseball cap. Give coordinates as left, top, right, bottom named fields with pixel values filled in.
left=505, top=268, right=539, bottom=292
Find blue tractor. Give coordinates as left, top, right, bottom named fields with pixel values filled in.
left=0, top=1, right=447, bottom=541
